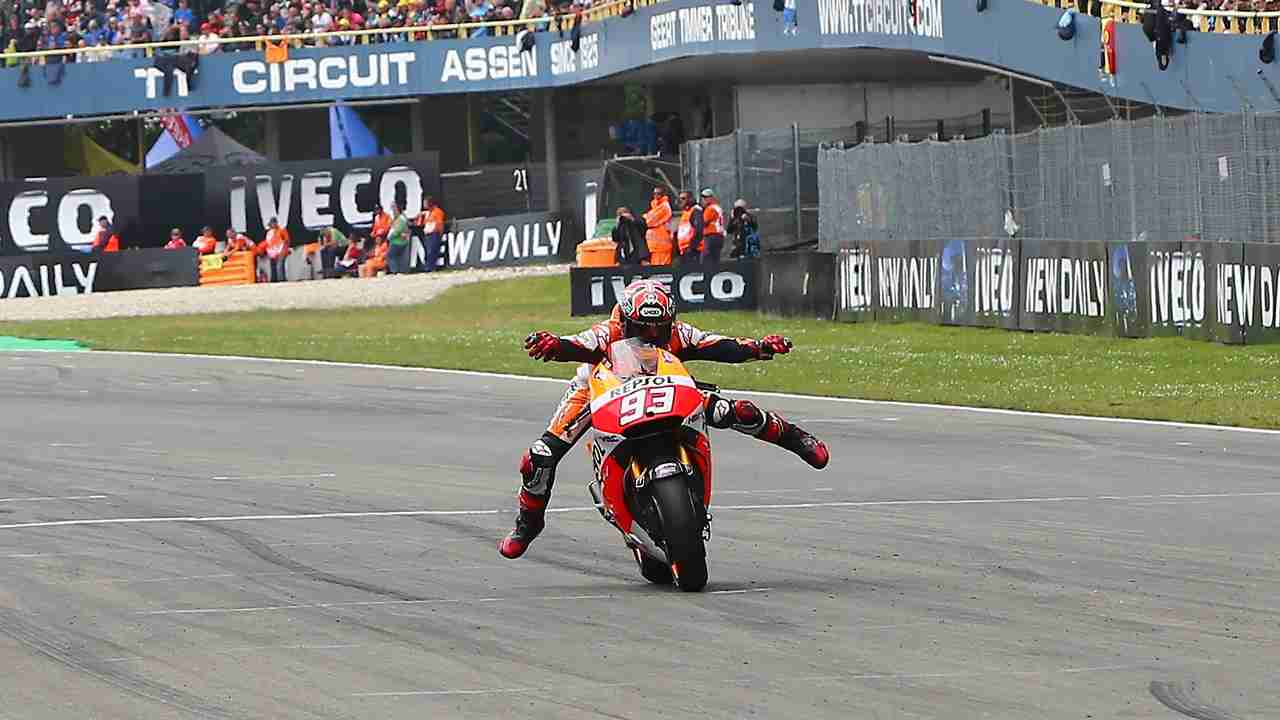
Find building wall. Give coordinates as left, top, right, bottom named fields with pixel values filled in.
left=734, top=78, right=1011, bottom=132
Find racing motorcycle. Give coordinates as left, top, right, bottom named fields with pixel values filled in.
left=585, top=338, right=716, bottom=592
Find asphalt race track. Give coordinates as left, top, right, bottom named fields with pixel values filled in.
left=0, top=351, right=1276, bottom=720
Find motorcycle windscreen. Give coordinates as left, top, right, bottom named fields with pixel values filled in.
left=607, top=338, right=662, bottom=380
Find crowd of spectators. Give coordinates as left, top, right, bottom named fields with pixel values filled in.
left=1, top=0, right=600, bottom=63
left=1055, top=0, right=1280, bottom=34
left=153, top=195, right=451, bottom=282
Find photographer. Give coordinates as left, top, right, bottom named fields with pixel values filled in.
left=727, top=199, right=760, bottom=259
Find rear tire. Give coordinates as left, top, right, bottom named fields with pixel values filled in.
left=651, top=479, right=708, bottom=592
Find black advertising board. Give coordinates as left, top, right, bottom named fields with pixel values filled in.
left=872, top=239, right=943, bottom=324
left=1113, top=241, right=1192, bottom=338
left=1017, top=240, right=1110, bottom=335
left=1237, top=242, right=1280, bottom=344
left=835, top=241, right=875, bottom=323
left=1180, top=241, right=1244, bottom=345
left=938, top=238, right=1020, bottom=329
left=203, top=152, right=442, bottom=243
left=757, top=252, right=837, bottom=319
left=414, top=212, right=568, bottom=271
left=569, top=260, right=757, bottom=316
left=0, top=175, right=143, bottom=255
left=0, top=248, right=197, bottom=299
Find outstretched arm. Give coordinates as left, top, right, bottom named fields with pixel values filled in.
left=524, top=324, right=610, bottom=364
left=675, top=323, right=792, bottom=363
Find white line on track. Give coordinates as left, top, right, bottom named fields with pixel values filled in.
left=211, top=473, right=337, bottom=481
left=138, top=593, right=616, bottom=616
left=1, top=491, right=1278, bottom=532
left=0, top=495, right=107, bottom=503
left=22, top=348, right=1280, bottom=436
left=139, top=588, right=772, bottom=616
left=352, top=682, right=638, bottom=698
left=713, top=488, right=834, bottom=495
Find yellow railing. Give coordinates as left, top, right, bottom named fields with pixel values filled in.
left=1044, top=0, right=1280, bottom=33
left=0, top=0, right=659, bottom=63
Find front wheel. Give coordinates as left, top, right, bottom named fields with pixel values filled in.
left=651, top=479, right=708, bottom=592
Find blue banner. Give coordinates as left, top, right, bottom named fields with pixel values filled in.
left=2, top=0, right=1280, bottom=122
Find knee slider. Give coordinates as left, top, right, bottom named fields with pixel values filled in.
left=519, top=433, right=569, bottom=497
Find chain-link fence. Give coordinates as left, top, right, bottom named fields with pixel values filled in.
left=819, top=110, right=1280, bottom=251
left=685, top=126, right=863, bottom=252
left=684, top=110, right=1009, bottom=253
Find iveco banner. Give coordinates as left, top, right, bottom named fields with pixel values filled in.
left=835, top=241, right=875, bottom=323
left=872, top=239, right=942, bottom=324
left=1231, top=242, right=1280, bottom=344
left=570, top=260, right=757, bottom=316
left=1018, top=240, right=1110, bottom=335
left=1112, top=241, right=1185, bottom=338
left=0, top=248, right=198, bottom=299
left=0, top=176, right=142, bottom=255
left=202, top=152, right=441, bottom=242
left=757, top=252, right=836, bottom=319
left=414, top=212, right=566, bottom=270
left=937, top=238, right=1019, bottom=329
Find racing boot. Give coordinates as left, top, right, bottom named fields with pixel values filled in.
left=498, top=490, right=546, bottom=560
left=498, top=434, right=569, bottom=559
left=709, top=397, right=830, bottom=470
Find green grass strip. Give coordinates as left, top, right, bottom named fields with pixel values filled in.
left=1, top=274, right=1278, bottom=428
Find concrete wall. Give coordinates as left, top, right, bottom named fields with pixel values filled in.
left=734, top=78, right=1010, bottom=132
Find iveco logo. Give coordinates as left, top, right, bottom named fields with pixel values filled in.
left=589, top=271, right=746, bottom=308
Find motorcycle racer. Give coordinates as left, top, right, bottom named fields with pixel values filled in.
left=499, top=279, right=830, bottom=559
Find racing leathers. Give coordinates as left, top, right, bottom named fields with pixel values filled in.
left=499, top=309, right=829, bottom=559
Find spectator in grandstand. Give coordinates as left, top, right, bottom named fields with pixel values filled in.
left=90, top=216, right=121, bottom=253
left=386, top=201, right=411, bottom=274
left=611, top=206, right=648, bottom=265
left=193, top=225, right=218, bottom=254
left=222, top=227, right=253, bottom=258
left=643, top=186, right=673, bottom=266
left=727, top=199, right=760, bottom=259
left=164, top=227, right=188, bottom=249
left=414, top=195, right=447, bottom=273
left=699, top=188, right=725, bottom=263
left=263, top=217, right=291, bottom=282
left=675, top=190, right=704, bottom=263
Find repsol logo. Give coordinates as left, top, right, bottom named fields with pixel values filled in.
left=588, top=271, right=746, bottom=308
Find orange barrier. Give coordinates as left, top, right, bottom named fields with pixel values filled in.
left=199, top=251, right=257, bottom=286
left=576, top=237, right=618, bottom=268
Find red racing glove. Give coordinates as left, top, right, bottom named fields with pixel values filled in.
left=524, top=331, right=562, bottom=362
left=757, top=334, right=792, bottom=360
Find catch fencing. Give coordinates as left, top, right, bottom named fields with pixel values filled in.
left=684, top=110, right=1002, bottom=253
left=818, top=110, right=1280, bottom=251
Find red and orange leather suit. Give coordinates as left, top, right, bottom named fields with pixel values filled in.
left=515, top=308, right=823, bottom=515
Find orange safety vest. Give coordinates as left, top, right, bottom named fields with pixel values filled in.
left=265, top=39, right=288, bottom=64
left=264, top=228, right=290, bottom=259
left=418, top=206, right=446, bottom=234
left=703, top=201, right=725, bottom=236
left=676, top=206, right=700, bottom=254
left=194, top=235, right=217, bottom=255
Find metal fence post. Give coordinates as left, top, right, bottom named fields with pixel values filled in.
left=733, top=129, right=743, bottom=204
left=793, top=123, right=802, bottom=246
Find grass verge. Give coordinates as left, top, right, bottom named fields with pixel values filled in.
left=2, top=273, right=1279, bottom=428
